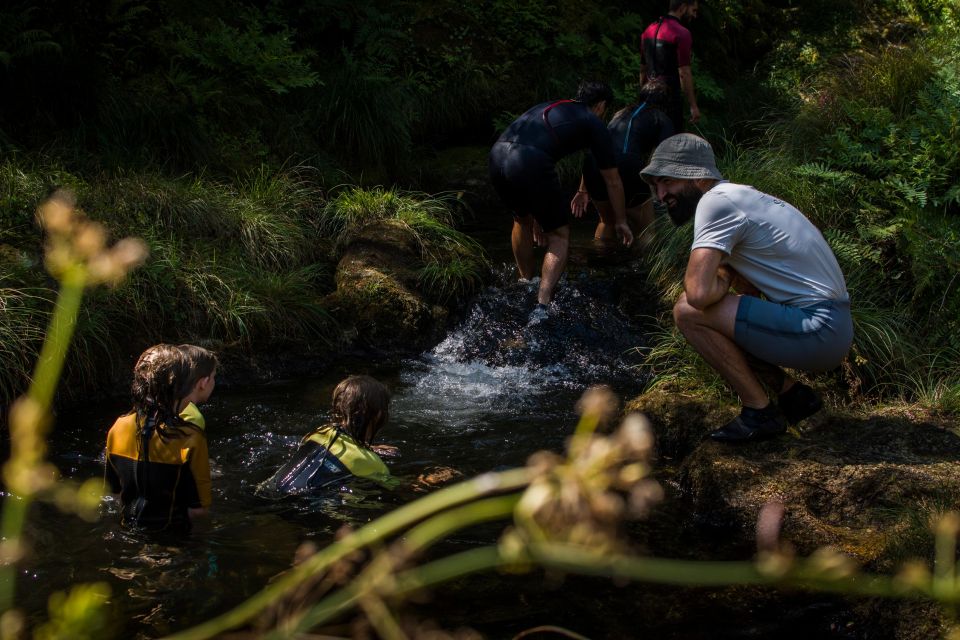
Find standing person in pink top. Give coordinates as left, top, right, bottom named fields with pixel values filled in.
left=640, top=0, right=701, bottom=132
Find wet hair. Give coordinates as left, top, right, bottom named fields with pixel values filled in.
left=614, top=79, right=670, bottom=120
left=129, top=344, right=195, bottom=441
left=330, top=375, right=390, bottom=447
left=638, top=79, right=670, bottom=110
left=670, top=0, right=697, bottom=10
left=177, top=344, right=219, bottom=396
left=574, top=80, right=614, bottom=108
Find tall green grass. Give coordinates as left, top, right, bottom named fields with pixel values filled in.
left=321, top=186, right=488, bottom=304
left=0, top=162, right=340, bottom=405
left=0, top=161, right=488, bottom=404
left=0, top=281, right=53, bottom=402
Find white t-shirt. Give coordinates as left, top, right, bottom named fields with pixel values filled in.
left=691, top=182, right=849, bottom=307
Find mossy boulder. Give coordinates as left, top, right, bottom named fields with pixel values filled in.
left=326, top=220, right=448, bottom=354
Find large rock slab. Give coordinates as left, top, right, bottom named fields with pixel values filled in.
left=628, top=387, right=960, bottom=569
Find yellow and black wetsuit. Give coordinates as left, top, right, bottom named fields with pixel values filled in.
left=179, top=402, right=206, bottom=430
left=105, top=412, right=211, bottom=532
left=271, top=425, right=398, bottom=494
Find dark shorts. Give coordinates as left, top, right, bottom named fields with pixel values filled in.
left=583, top=152, right=649, bottom=209
left=489, top=141, right=570, bottom=232
left=734, top=297, right=853, bottom=372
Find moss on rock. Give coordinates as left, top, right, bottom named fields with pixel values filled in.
left=327, top=219, right=448, bottom=353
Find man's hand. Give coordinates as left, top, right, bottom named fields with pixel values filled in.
left=689, top=105, right=701, bottom=124
left=371, top=444, right=400, bottom=457
left=532, top=220, right=546, bottom=247
left=718, top=264, right=761, bottom=296
left=570, top=191, right=590, bottom=217
left=615, top=221, right=634, bottom=247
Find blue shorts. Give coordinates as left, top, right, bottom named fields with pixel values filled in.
left=734, top=297, right=853, bottom=372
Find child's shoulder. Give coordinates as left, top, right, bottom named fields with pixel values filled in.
left=179, top=402, right=206, bottom=430
left=301, top=423, right=336, bottom=445
left=108, top=412, right=137, bottom=433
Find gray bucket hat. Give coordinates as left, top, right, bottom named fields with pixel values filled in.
left=640, top=133, right=724, bottom=182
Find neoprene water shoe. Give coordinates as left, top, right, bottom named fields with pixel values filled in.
left=709, top=404, right=787, bottom=443
left=778, top=383, right=823, bottom=425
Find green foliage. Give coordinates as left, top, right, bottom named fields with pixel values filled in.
left=321, top=186, right=487, bottom=303
left=0, top=5, right=60, bottom=68
left=0, top=280, right=53, bottom=402
left=0, top=162, right=341, bottom=403
left=34, top=583, right=112, bottom=640
left=312, top=51, right=415, bottom=170
left=639, top=20, right=960, bottom=405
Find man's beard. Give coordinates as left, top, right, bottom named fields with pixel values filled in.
left=665, top=183, right=703, bottom=226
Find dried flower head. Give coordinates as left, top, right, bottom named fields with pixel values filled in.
left=511, top=392, right=662, bottom=553
left=36, top=190, right=148, bottom=286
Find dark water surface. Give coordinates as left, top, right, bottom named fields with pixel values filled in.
left=24, top=225, right=660, bottom=637
left=24, top=222, right=859, bottom=638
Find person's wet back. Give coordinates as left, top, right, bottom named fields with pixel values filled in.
left=268, top=375, right=399, bottom=494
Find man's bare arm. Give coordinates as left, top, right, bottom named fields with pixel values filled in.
left=684, top=247, right=730, bottom=309
left=678, top=65, right=700, bottom=124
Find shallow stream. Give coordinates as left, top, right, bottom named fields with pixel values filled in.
left=23, top=225, right=859, bottom=638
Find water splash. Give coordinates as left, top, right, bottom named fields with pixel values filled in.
left=394, top=277, right=646, bottom=428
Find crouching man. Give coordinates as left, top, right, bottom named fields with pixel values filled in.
left=640, top=134, right=853, bottom=442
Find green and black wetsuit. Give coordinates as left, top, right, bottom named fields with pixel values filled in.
left=270, top=425, right=398, bottom=494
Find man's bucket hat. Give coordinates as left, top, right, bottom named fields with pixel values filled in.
left=640, top=133, right=724, bottom=182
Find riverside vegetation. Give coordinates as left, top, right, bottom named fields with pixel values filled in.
left=1, top=0, right=960, bottom=637
left=7, top=200, right=960, bottom=637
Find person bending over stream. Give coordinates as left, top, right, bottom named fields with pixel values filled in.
left=572, top=79, right=675, bottom=247
left=105, top=344, right=219, bottom=533
left=641, top=134, right=853, bottom=442
left=489, top=80, right=633, bottom=313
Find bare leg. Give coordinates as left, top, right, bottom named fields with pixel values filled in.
left=538, top=225, right=570, bottom=304
left=595, top=198, right=655, bottom=245
left=511, top=217, right=536, bottom=280
left=743, top=352, right=787, bottom=395
left=594, top=201, right=616, bottom=241
left=673, top=292, right=770, bottom=408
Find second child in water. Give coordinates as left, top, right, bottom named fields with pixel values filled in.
left=268, top=375, right=400, bottom=493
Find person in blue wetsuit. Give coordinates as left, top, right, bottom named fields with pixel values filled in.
left=268, top=375, right=399, bottom=493
left=489, top=80, right=634, bottom=308
left=572, top=80, right=675, bottom=245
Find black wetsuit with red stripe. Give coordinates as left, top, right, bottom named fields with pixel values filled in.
left=489, top=100, right=617, bottom=231
left=641, top=15, right=693, bottom=131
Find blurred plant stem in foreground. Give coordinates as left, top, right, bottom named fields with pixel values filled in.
left=166, top=386, right=960, bottom=640
left=1, top=191, right=146, bottom=637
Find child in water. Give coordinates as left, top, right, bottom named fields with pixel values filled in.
left=268, top=374, right=400, bottom=493
left=105, top=343, right=219, bottom=532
